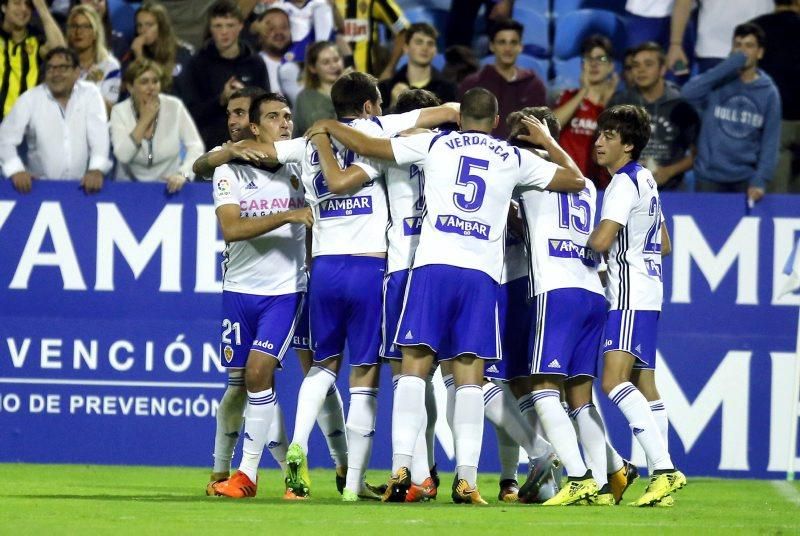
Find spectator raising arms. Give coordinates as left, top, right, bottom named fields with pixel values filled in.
left=111, top=59, right=205, bottom=192
left=0, top=0, right=66, bottom=120
left=123, top=1, right=194, bottom=94
left=554, top=35, right=619, bottom=189
left=458, top=19, right=546, bottom=139
left=181, top=0, right=268, bottom=149
left=292, top=41, right=343, bottom=137
left=0, top=47, right=110, bottom=194
left=66, top=4, right=121, bottom=112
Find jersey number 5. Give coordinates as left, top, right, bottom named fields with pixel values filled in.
left=453, top=156, right=488, bottom=212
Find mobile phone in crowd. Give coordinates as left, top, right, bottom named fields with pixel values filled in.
left=673, top=59, right=690, bottom=75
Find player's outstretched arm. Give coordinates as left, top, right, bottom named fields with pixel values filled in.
left=308, top=120, right=396, bottom=161
left=216, top=204, right=313, bottom=243
left=588, top=220, right=621, bottom=254
left=660, top=222, right=672, bottom=257
left=415, top=102, right=460, bottom=129
left=309, top=132, right=371, bottom=194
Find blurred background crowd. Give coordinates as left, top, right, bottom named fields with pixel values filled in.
left=0, top=0, right=797, bottom=198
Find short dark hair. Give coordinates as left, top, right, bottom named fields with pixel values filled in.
left=461, top=87, right=498, bottom=122
left=208, top=0, right=244, bottom=23
left=405, top=22, right=438, bottom=44
left=632, top=41, right=665, bottom=65
left=257, top=6, right=290, bottom=23
left=489, top=18, right=523, bottom=42
left=249, top=92, right=290, bottom=123
left=734, top=22, right=766, bottom=48
left=597, top=104, right=651, bottom=161
left=330, top=71, right=380, bottom=118
left=506, top=106, right=560, bottom=146
left=394, top=88, right=441, bottom=114
left=230, top=86, right=268, bottom=103
left=581, top=34, right=614, bottom=58
left=44, top=46, right=79, bottom=68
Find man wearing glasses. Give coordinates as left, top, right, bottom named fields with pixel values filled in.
left=0, top=47, right=110, bottom=193
left=554, top=34, right=620, bottom=190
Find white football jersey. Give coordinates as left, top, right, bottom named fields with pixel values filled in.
left=519, top=181, right=604, bottom=296
left=385, top=161, right=424, bottom=273
left=600, top=162, right=664, bottom=310
left=391, top=130, right=558, bottom=282
left=275, top=111, right=421, bottom=257
left=212, top=161, right=307, bottom=295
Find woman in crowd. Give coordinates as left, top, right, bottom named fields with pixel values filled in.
left=110, top=59, right=204, bottom=193
left=66, top=4, right=121, bottom=112
left=121, top=1, right=194, bottom=94
left=292, top=41, right=345, bottom=137
left=71, top=0, right=128, bottom=59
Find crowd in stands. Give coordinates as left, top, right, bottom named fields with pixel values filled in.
left=0, top=0, right=797, bottom=197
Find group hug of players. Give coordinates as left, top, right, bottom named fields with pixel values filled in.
left=198, top=70, right=686, bottom=507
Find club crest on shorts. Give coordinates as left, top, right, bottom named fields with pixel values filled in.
left=223, top=345, right=234, bottom=363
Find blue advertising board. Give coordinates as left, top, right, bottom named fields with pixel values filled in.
left=0, top=181, right=798, bottom=478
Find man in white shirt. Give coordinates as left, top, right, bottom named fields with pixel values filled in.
left=308, top=87, right=584, bottom=504
left=252, top=8, right=301, bottom=102
left=0, top=47, right=109, bottom=193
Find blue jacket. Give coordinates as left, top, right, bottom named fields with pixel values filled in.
left=682, top=52, right=781, bottom=188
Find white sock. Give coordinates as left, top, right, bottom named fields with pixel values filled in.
left=391, top=375, right=426, bottom=473
left=317, top=384, right=348, bottom=467
left=410, top=423, right=431, bottom=484
left=482, top=383, right=523, bottom=480
left=213, top=372, right=246, bottom=474
left=648, top=400, right=669, bottom=473
left=345, top=387, right=378, bottom=494
left=496, top=427, right=520, bottom=482
left=570, top=403, right=609, bottom=488
left=266, top=400, right=288, bottom=474
left=533, top=389, right=587, bottom=478
left=609, top=382, right=672, bottom=471
left=443, top=374, right=456, bottom=432
left=424, top=370, right=437, bottom=469
left=454, top=385, right=484, bottom=487
left=518, top=393, right=554, bottom=459
left=292, top=366, right=337, bottom=453
left=239, top=389, right=277, bottom=483
left=606, top=441, right=624, bottom=473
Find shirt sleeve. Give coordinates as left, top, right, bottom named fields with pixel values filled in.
left=0, top=92, right=33, bottom=177
left=600, top=175, right=639, bottom=226
left=517, top=148, right=558, bottom=189
left=275, top=138, right=308, bottom=164
left=212, top=164, right=241, bottom=208
left=374, top=110, right=421, bottom=137
left=85, top=86, right=112, bottom=173
left=390, top=132, right=435, bottom=166
left=177, top=100, right=205, bottom=178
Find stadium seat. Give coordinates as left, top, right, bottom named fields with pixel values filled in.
left=515, top=7, right=550, bottom=57
left=513, top=0, right=549, bottom=16
left=551, top=56, right=583, bottom=90
left=109, top=0, right=139, bottom=44
left=553, top=9, right=626, bottom=59
left=553, top=0, right=627, bottom=17
left=402, top=6, right=448, bottom=48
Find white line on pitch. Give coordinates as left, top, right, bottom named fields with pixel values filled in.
left=0, top=378, right=225, bottom=389
left=771, top=481, right=800, bottom=507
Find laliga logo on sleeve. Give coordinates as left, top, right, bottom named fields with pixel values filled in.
left=217, top=179, right=231, bottom=196
left=224, top=345, right=234, bottom=363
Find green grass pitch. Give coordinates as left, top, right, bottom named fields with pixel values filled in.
left=2, top=464, right=798, bottom=534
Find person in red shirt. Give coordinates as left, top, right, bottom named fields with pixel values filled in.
left=554, top=35, right=619, bottom=189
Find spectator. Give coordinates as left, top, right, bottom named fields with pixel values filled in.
left=70, top=0, right=128, bottom=59
left=682, top=22, right=781, bottom=202
left=66, top=4, right=121, bottom=111
left=121, top=1, right=194, bottom=94
left=335, top=0, right=409, bottom=78
left=378, top=22, right=456, bottom=111
left=667, top=0, right=773, bottom=74
left=553, top=34, right=618, bottom=189
left=445, top=0, right=514, bottom=49
left=273, top=0, right=334, bottom=63
left=622, top=46, right=637, bottom=89
left=292, top=41, right=342, bottom=137
left=441, top=44, right=479, bottom=85
left=160, top=0, right=216, bottom=50
left=110, top=59, right=204, bottom=192
left=181, top=0, right=268, bottom=150
left=624, top=0, right=674, bottom=50
left=458, top=18, right=546, bottom=139
left=0, top=0, right=66, bottom=120
left=0, top=47, right=110, bottom=194
left=251, top=6, right=301, bottom=102
left=751, top=0, right=800, bottom=193
left=611, top=42, right=699, bottom=190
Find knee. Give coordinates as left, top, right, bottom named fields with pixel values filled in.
left=601, top=375, right=622, bottom=396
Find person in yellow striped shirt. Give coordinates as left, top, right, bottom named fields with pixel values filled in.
left=0, top=0, right=65, bottom=120
left=334, top=0, right=408, bottom=78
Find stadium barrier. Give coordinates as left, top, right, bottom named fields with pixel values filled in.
left=0, top=180, right=798, bottom=479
